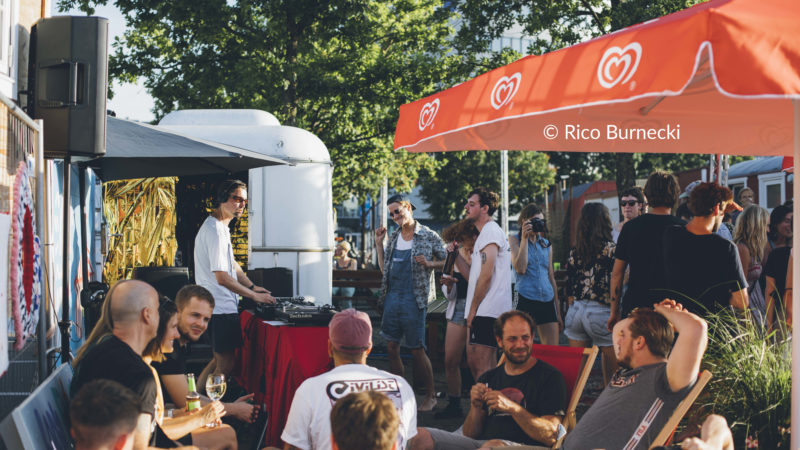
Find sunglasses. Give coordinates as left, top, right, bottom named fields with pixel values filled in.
left=230, top=195, right=247, bottom=205
left=620, top=200, right=640, bottom=207
left=389, top=208, right=403, bottom=218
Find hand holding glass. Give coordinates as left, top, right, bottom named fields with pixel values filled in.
left=205, top=375, right=227, bottom=427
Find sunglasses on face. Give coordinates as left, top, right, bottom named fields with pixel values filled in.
left=389, top=208, right=403, bottom=218
left=230, top=195, right=247, bottom=205
left=620, top=200, right=639, bottom=207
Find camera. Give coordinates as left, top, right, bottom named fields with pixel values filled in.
left=527, top=218, right=547, bottom=233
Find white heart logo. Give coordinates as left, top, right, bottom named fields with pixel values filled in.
left=597, top=42, right=642, bottom=89
left=490, top=73, right=522, bottom=110
left=418, top=99, right=440, bottom=131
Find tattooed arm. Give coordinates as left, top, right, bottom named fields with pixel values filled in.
left=466, top=243, right=499, bottom=328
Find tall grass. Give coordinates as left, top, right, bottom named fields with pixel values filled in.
left=700, top=309, right=791, bottom=448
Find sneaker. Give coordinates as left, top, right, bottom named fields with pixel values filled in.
left=434, top=401, right=463, bottom=419
left=418, top=396, right=437, bottom=412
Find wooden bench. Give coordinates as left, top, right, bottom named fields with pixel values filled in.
left=332, top=269, right=382, bottom=314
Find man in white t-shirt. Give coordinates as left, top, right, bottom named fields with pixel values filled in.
left=195, top=180, right=274, bottom=387
left=452, top=187, right=513, bottom=380
left=282, top=309, right=417, bottom=450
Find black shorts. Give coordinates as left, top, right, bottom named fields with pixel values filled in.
left=517, top=294, right=558, bottom=325
left=209, top=313, right=244, bottom=353
left=468, top=316, right=498, bottom=348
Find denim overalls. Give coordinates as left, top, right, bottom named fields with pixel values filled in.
left=380, top=247, right=426, bottom=348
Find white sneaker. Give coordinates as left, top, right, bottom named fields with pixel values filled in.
left=418, top=396, right=437, bottom=412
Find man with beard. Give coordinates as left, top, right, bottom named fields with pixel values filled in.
left=152, top=284, right=258, bottom=423
left=662, top=182, right=749, bottom=317
left=563, top=300, right=707, bottom=450
left=194, top=180, right=275, bottom=386
left=411, top=311, right=567, bottom=449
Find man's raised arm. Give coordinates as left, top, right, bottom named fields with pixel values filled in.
left=654, top=299, right=708, bottom=392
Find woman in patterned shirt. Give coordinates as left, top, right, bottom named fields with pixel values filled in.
left=564, top=203, right=618, bottom=385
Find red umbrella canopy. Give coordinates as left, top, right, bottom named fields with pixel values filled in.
left=394, top=0, right=800, bottom=156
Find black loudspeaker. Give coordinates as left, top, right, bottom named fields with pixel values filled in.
left=247, top=267, right=293, bottom=298
left=133, top=266, right=191, bottom=301
left=29, top=16, right=108, bottom=159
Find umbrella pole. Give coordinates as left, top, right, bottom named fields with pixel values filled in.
left=792, top=99, right=799, bottom=450
left=501, top=150, right=509, bottom=235
left=60, top=157, right=72, bottom=365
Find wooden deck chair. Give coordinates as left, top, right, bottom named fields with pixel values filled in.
left=531, top=344, right=598, bottom=432
left=648, top=370, right=713, bottom=449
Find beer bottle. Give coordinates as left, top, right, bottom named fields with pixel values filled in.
left=186, top=373, right=202, bottom=412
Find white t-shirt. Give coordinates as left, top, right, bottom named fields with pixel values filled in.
left=395, top=235, right=413, bottom=251
left=193, top=216, right=239, bottom=314
left=465, top=221, right=513, bottom=318
left=281, top=364, right=418, bottom=450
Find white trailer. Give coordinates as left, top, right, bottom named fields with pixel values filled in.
left=159, top=109, right=334, bottom=304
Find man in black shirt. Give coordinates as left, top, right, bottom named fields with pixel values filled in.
left=71, top=279, right=160, bottom=450
left=662, top=182, right=748, bottom=316
left=611, top=171, right=685, bottom=325
left=411, top=311, right=566, bottom=449
left=152, top=284, right=257, bottom=422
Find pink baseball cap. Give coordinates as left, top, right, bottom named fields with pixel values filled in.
left=329, top=308, right=372, bottom=354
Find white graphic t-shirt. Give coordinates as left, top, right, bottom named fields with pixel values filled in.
left=465, top=221, right=513, bottom=318
left=281, top=364, right=418, bottom=450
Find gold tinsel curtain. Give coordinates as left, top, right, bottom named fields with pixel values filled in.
left=103, top=177, right=178, bottom=286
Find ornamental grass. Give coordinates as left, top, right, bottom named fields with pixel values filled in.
left=700, top=308, right=791, bottom=449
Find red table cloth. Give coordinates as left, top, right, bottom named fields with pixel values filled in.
left=236, top=310, right=332, bottom=446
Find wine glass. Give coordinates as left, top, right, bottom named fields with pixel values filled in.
left=205, top=374, right=226, bottom=427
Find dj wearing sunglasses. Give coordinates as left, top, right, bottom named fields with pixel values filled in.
left=194, top=179, right=275, bottom=388
left=374, top=193, right=447, bottom=412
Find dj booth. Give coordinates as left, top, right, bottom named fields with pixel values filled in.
left=235, top=306, right=334, bottom=447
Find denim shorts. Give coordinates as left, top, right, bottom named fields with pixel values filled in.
left=563, top=300, right=613, bottom=347
left=380, top=290, right=427, bottom=349
left=448, top=297, right=467, bottom=326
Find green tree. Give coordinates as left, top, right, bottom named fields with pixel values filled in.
left=59, top=0, right=465, bottom=203
left=418, top=151, right=555, bottom=223
left=452, top=0, right=705, bottom=192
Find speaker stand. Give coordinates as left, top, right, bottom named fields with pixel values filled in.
left=60, top=156, right=71, bottom=365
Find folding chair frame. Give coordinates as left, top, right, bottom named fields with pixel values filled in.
left=649, top=370, right=713, bottom=449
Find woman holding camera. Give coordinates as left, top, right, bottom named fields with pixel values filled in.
left=509, top=203, right=563, bottom=345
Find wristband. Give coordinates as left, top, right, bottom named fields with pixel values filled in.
left=249, top=283, right=255, bottom=290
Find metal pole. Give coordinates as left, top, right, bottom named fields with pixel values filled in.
left=791, top=99, right=799, bottom=450
left=501, top=150, right=509, bottom=235
left=380, top=179, right=387, bottom=231
left=60, top=157, right=72, bottom=365
left=722, top=155, right=730, bottom=187
left=79, top=167, right=89, bottom=291
left=35, top=120, right=47, bottom=381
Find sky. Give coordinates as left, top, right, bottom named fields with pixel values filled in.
left=52, top=4, right=156, bottom=122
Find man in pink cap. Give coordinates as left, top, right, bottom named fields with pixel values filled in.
left=281, top=309, right=417, bottom=450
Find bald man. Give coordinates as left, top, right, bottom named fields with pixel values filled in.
left=71, top=280, right=161, bottom=450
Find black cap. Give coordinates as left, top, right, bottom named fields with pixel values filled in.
left=387, top=194, right=416, bottom=210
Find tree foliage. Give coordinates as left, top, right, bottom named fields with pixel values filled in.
left=418, top=151, right=555, bottom=223
left=58, top=0, right=466, bottom=203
